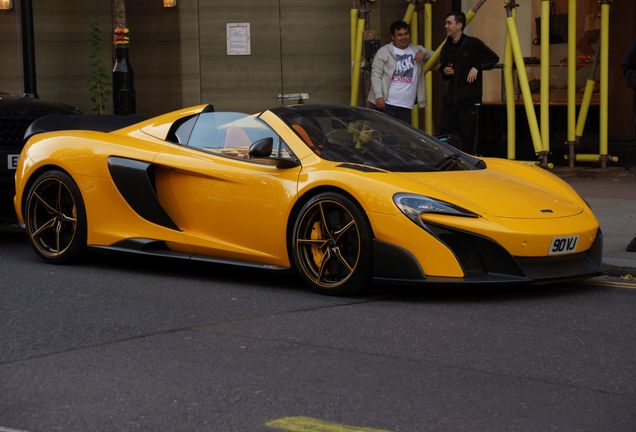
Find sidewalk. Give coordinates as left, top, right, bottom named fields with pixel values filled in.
left=557, top=167, right=636, bottom=277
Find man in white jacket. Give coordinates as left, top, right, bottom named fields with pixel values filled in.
left=367, top=20, right=433, bottom=123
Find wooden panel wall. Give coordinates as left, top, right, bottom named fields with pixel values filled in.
left=0, top=0, right=111, bottom=112
left=127, top=0, right=195, bottom=115
left=279, top=1, right=350, bottom=107
left=0, top=7, right=21, bottom=94
left=32, top=0, right=111, bottom=112
left=196, top=0, right=282, bottom=113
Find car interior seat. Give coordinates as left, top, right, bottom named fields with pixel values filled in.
left=289, top=119, right=323, bottom=156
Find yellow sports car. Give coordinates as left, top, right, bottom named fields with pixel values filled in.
left=14, top=104, right=602, bottom=295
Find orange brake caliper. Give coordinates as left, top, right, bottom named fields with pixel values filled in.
left=310, top=221, right=324, bottom=267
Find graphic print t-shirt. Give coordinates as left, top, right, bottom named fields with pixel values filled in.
left=385, top=45, right=419, bottom=109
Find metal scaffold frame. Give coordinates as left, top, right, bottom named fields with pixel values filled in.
left=350, top=0, right=616, bottom=169
left=504, top=0, right=616, bottom=168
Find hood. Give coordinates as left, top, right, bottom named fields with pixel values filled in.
left=396, top=169, right=582, bottom=219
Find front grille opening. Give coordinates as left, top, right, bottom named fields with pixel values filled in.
left=428, top=223, right=524, bottom=277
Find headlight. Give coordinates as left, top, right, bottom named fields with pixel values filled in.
left=394, top=193, right=479, bottom=227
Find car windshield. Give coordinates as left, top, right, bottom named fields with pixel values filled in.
left=271, top=105, right=485, bottom=172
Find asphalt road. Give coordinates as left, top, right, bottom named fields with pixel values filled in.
left=1, top=230, right=635, bottom=432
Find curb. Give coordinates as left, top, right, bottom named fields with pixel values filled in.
left=601, top=263, right=636, bottom=278
left=553, top=167, right=633, bottom=179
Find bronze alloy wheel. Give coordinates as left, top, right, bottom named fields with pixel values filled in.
left=293, top=193, right=372, bottom=295
left=25, top=170, right=87, bottom=263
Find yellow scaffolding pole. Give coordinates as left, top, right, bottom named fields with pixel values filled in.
left=504, top=0, right=544, bottom=161
left=576, top=78, right=596, bottom=139
left=572, top=154, right=618, bottom=163
left=599, top=0, right=610, bottom=167
left=350, top=9, right=358, bottom=65
left=573, top=0, right=615, bottom=166
left=403, top=1, right=416, bottom=24
left=350, top=9, right=358, bottom=94
left=504, top=6, right=516, bottom=160
left=540, top=0, right=550, bottom=154
left=424, top=1, right=433, bottom=134
left=566, top=0, right=576, bottom=167
left=350, top=17, right=365, bottom=106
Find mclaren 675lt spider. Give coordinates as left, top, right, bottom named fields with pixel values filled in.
left=14, top=104, right=602, bottom=295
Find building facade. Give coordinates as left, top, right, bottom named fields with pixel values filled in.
left=1, top=0, right=634, bottom=164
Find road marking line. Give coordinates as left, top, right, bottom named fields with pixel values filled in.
left=592, top=280, right=636, bottom=289
left=265, top=416, right=393, bottom=432
left=0, top=427, right=32, bottom=432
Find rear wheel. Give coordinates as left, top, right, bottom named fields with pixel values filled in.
left=292, top=192, right=372, bottom=295
left=25, top=170, right=87, bottom=263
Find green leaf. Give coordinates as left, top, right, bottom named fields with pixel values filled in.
left=87, top=19, right=110, bottom=114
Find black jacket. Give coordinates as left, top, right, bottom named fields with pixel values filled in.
left=439, top=34, right=499, bottom=106
left=623, top=40, right=636, bottom=90
left=623, top=39, right=636, bottom=126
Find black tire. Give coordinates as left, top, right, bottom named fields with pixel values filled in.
left=24, top=170, right=87, bottom=264
left=291, top=192, right=372, bottom=295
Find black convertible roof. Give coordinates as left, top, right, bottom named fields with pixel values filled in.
left=24, top=113, right=148, bottom=140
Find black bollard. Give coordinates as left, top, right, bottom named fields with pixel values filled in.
left=112, top=27, right=136, bottom=115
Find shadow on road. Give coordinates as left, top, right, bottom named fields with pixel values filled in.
left=367, top=280, right=605, bottom=304
left=81, top=249, right=603, bottom=303
left=2, top=225, right=607, bottom=303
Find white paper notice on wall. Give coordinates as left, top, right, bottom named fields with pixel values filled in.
left=226, top=23, right=251, bottom=55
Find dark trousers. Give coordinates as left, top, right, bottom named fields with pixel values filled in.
left=438, top=103, right=480, bottom=152
left=383, top=104, right=412, bottom=124
left=368, top=102, right=412, bottom=124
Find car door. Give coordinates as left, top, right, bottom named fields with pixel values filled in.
left=153, top=112, right=301, bottom=268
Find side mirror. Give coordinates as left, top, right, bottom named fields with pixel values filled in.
left=248, top=137, right=273, bottom=158
left=248, top=137, right=300, bottom=169
left=270, top=157, right=300, bottom=169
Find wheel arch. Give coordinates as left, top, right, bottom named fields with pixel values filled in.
left=20, top=164, right=77, bottom=217
left=285, top=185, right=376, bottom=263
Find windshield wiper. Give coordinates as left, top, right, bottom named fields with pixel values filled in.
left=473, top=158, right=487, bottom=169
left=434, top=153, right=462, bottom=171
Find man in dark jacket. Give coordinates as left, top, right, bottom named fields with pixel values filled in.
left=622, top=38, right=636, bottom=252
left=438, top=11, right=499, bottom=152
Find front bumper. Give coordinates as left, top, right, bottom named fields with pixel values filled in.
left=372, top=226, right=603, bottom=284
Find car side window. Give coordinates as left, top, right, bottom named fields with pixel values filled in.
left=185, top=112, right=295, bottom=162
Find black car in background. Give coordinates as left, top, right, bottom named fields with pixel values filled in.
left=0, top=92, right=80, bottom=221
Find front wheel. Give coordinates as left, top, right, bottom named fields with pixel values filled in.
left=24, top=170, right=87, bottom=264
left=291, top=192, right=372, bottom=296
